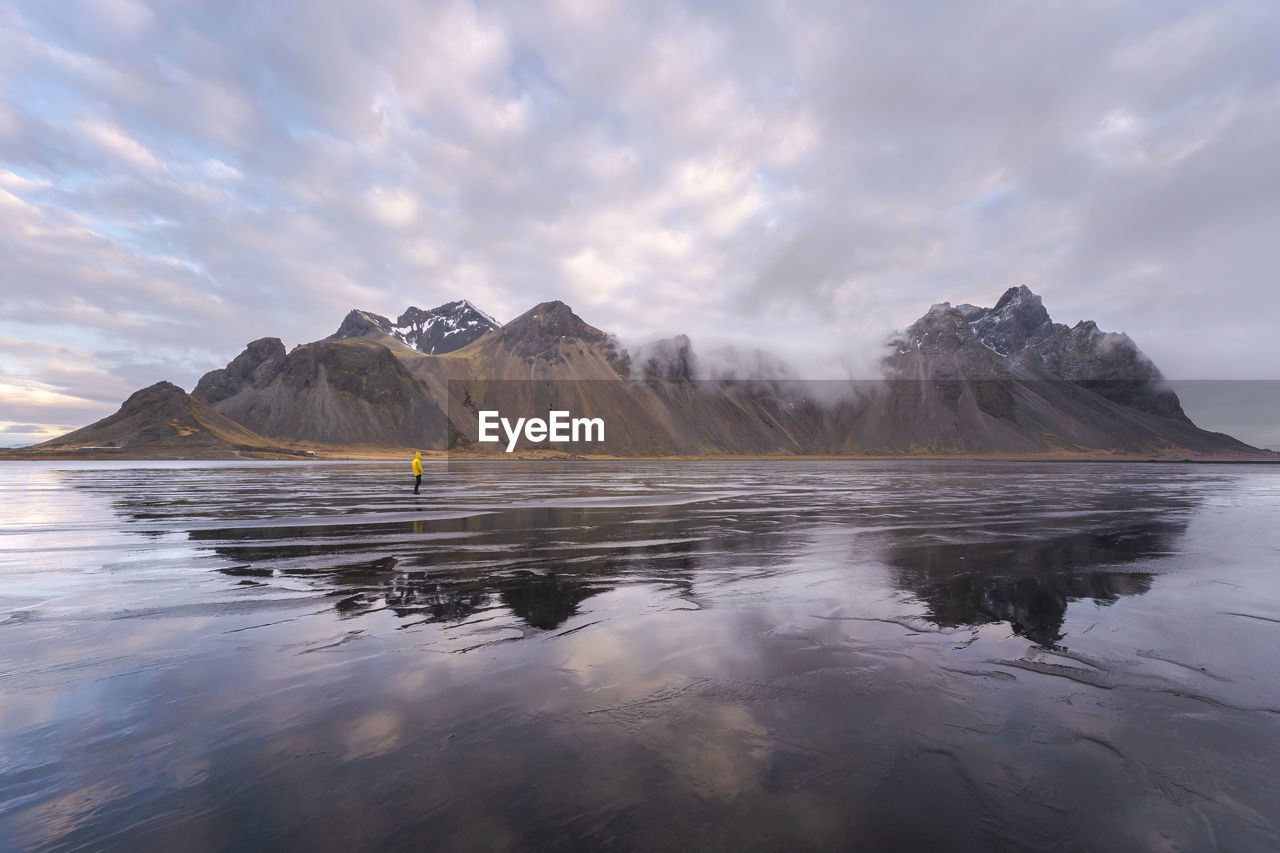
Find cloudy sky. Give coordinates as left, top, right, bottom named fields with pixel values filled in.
left=2, top=0, right=1278, bottom=446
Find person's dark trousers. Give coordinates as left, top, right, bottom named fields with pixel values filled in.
left=414, top=474, right=421, bottom=494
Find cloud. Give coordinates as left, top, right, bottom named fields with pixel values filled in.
left=3, top=423, right=45, bottom=432
left=365, top=186, right=421, bottom=229
left=77, top=116, right=161, bottom=171
left=0, top=421, right=73, bottom=448
left=0, top=0, right=1277, bottom=441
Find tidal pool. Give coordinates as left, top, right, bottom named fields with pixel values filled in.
left=1, top=460, right=1278, bottom=850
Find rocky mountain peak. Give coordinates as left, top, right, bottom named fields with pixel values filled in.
left=193, top=337, right=286, bottom=404
left=993, top=284, right=1045, bottom=315
left=331, top=302, right=498, bottom=354
left=491, top=300, right=630, bottom=377
left=392, top=300, right=499, bottom=354
left=397, top=299, right=496, bottom=329
left=334, top=309, right=395, bottom=339
left=241, top=337, right=287, bottom=362
left=966, top=285, right=1055, bottom=356
left=896, top=285, right=1188, bottom=421
left=899, top=304, right=978, bottom=356
left=500, top=301, right=605, bottom=346
left=122, top=380, right=188, bottom=412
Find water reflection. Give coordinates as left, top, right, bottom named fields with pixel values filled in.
left=197, top=504, right=720, bottom=630
left=887, top=507, right=1192, bottom=646
left=889, top=534, right=1158, bottom=646
left=9, top=462, right=1279, bottom=852
left=103, top=465, right=1202, bottom=644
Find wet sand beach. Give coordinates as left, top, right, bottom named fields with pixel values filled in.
left=2, top=460, right=1278, bottom=850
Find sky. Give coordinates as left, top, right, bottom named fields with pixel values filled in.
left=1, top=0, right=1279, bottom=447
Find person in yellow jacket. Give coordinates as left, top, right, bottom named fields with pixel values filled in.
left=411, top=451, right=423, bottom=494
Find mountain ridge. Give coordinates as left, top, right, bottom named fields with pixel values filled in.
left=9, top=289, right=1275, bottom=460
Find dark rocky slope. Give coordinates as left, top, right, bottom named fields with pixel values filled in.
left=194, top=338, right=453, bottom=448
left=22, top=381, right=298, bottom=458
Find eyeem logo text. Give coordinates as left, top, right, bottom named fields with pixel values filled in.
left=477, top=410, right=605, bottom=452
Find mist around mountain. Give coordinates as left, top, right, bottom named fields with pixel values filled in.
left=8, top=290, right=1275, bottom=460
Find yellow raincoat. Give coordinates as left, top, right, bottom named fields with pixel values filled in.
left=412, top=452, right=423, bottom=476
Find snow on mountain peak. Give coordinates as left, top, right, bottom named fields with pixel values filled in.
left=335, top=300, right=500, bottom=354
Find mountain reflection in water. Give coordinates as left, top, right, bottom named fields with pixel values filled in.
left=184, top=469, right=1198, bottom=645
left=883, top=482, right=1196, bottom=646
left=6, top=461, right=1275, bottom=851
left=887, top=523, right=1179, bottom=646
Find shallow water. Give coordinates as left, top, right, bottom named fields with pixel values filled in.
left=1, top=460, right=1279, bottom=851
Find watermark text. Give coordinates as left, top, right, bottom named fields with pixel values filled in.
left=477, top=410, right=604, bottom=452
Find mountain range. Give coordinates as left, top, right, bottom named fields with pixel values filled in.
left=11, top=287, right=1272, bottom=459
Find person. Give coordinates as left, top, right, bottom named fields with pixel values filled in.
left=412, top=451, right=423, bottom=494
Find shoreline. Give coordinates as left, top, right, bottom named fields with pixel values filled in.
left=2, top=447, right=1277, bottom=464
